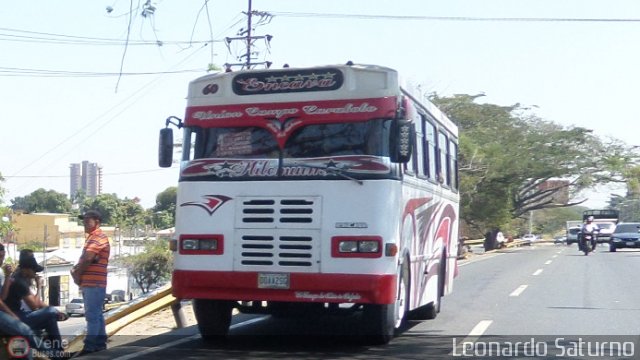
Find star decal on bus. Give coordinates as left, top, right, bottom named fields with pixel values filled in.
left=180, top=195, right=232, bottom=215
left=323, top=159, right=343, bottom=169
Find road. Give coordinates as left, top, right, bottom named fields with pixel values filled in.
left=59, top=315, right=85, bottom=339
left=78, top=244, right=640, bottom=359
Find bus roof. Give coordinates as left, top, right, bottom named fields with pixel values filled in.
left=185, top=63, right=457, bottom=136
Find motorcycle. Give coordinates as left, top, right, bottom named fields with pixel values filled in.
left=579, top=231, right=598, bottom=255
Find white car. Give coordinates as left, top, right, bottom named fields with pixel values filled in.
left=522, top=234, right=537, bottom=242
left=65, top=298, right=85, bottom=316
left=595, top=222, right=616, bottom=242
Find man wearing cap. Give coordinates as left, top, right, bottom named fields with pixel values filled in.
left=71, top=210, right=110, bottom=355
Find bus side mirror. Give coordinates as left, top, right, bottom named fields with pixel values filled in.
left=158, top=128, right=174, bottom=168
left=389, top=120, right=414, bottom=163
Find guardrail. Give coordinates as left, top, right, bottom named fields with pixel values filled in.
left=464, top=238, right=484, bottom=245
left=462, top=238, right=534, bottom=247
left=458, top=238, right=534, bottom=259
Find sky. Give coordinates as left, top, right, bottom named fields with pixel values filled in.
left=1, top=0, right=639, bottom=209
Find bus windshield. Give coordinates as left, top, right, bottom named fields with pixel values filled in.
left=193, top=119, right=391, bottom=160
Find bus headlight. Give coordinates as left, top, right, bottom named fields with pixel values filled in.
left=338, top=241, right=358, bottom=253
left=179, top=235, right=224, bottom=254
left=358, top=240, right=380, bottom=253
left=182, top=239, right=200, bottom=250
left=332, top=236, right=383, bottom=258
left=199, top=239, right=218, bottom=250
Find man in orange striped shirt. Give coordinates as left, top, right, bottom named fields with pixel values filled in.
left=71, top=210, right=110, bottom=355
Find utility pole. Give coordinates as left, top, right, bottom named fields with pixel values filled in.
left=246, top=0, right=252, bottom=68
left=224, top=0, right=273, bottom=70
left=42, top=225, right=48, bottom=302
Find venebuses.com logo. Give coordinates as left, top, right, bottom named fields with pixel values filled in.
left=5, top=336, right=72, bottom=359
left=6, top=336, right=29, bottom=358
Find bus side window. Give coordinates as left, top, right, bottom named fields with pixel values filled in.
left=403, top=123, right=418, bottom=176
left=423, top=116, right=437, bottom=181
left=438, top=131, right=450, bottom=186
left=450, top=141, right=459, bottom=191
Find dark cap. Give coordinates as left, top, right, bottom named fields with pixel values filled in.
left=19, top=250, right=44, bottom=272
left=79, top=210, right=102, bottom=222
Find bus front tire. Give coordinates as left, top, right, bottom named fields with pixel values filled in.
left=362, top=303, right=395, bottom=344
left=193, top=299, right=234, bottom=342
left=362, top=261, right=409, bottom=344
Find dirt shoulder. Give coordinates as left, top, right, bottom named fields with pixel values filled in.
left=107, top=302, right=198, bottom=348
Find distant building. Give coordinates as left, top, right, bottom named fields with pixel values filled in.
left=70, top=160, right=103, bottom=199
left=11, top=212, right=115, bottom=249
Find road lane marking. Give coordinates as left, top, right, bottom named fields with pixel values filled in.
left=509, top=285, right=528, bottom=297
left=532, top=269, right=543, bottom=276
left=544, top=260, right=552, bottom=265
left=111, top=316, right=269, bottom=360
left=468, top=320, right=493, bottom=336
left=552, top=255, right=558, bottom=258
left=449, top=320, right=494, bottom=355
left=458, top=252, right=503, bottom=267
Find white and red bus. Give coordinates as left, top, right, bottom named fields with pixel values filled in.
left=159, top=63, right=459, bottom=343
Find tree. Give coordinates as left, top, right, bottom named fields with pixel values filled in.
left=82, top=194, right=121, bottom=226
left=154, top=187, right=177, bottom=213
left=431, top=94, right=638, bottom=234
left=119, top=240, right=171, bottom=294
left=11, top=188, right=72, bottom=213
left=152, top=187, right=176, bottom=229
left=82, top=194, right=146, bottom=239
left=146, top=209, right=173, bottom=231
left=607, top=164, right=640, bottom=221
left=118, top=197, right=146, bottom=233
left=0, top=173, right=15, bottom=242
left=71, top=189, right=88, bottom=207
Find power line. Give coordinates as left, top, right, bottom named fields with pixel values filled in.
left=269, top=11, right=640, bottom=23
left=4, top=168, right=176, bottom=178
left=0, top=67, right=203, bottom=78
left=0, top=27, right=223, bottom=46
left=7, top=42, right=209, bottom=195
left=115, top=0, right=136, bottom=93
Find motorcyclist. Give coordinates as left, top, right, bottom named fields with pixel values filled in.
left=580, top=216, right=599, bottom=252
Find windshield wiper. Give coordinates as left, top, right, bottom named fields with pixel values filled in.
left=290, top=162, right=364, bottom=185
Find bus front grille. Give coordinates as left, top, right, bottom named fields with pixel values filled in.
left=236, top=197, right=321, bottom=229
left=236, top=232, right=318, bottom=271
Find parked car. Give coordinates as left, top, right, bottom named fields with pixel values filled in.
left=65, top=298, right=85, bottom=316
left=554, top=235, right=567, bottom=244
left=609, top=222, right=640, bottom=252
left=110, top=290, right=127, bottom=302
left=522, top=234, right=537, bottom=242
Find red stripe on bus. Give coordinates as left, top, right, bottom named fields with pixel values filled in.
left=172, top=270, right=396, bottom=304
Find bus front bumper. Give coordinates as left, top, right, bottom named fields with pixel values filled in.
left=172, top=270, right=396, bottom=304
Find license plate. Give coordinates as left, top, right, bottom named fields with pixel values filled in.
left=626, top=242, right=635, bottom=246
left=258, top=273, right=290, bottom=289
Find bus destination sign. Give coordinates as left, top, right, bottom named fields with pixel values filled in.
left=233, top=68, right=344, bottom=95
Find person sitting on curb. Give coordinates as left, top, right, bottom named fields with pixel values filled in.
left=1, top=250, right=68, bottom=356
left=0, top=245, right=68, bottom=360
left=0, top=297, right=64, bottom=360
